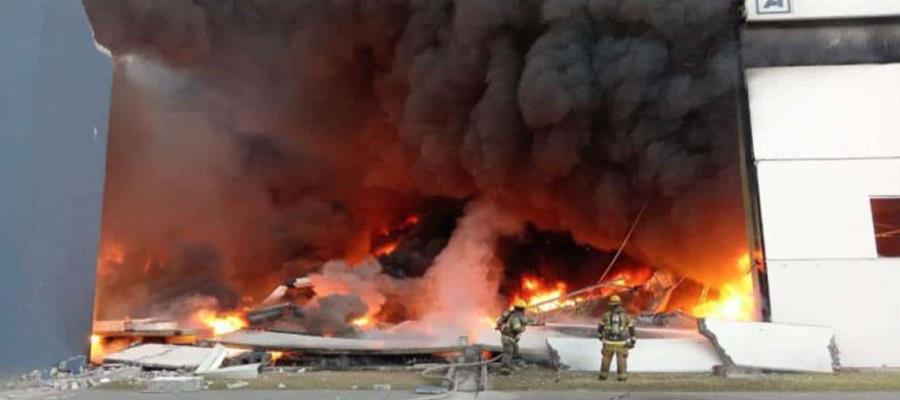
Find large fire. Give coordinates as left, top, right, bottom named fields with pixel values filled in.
left=691, top=254, right=756, bottom=321
left=511, top=276, right=577, bottom=313
left=195, top=310, right=247, bottom=336
left=508, top=255, right=757, bottom=321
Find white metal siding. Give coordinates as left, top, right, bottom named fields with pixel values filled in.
left=748, top=64, right=900, bottom=367
left=746, top=0, right=900, bottom=22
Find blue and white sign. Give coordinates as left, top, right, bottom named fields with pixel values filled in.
left=757, top=0, right=791, bottom=15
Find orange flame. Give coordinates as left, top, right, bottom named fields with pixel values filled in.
left=351, top=316, right=373, bottom=328
left=195, top=310, right=247, bottom=336
left=692, top=254, right=756, bottom=321
left=401, top=214, right=420, bottom=228
left=373, top=242, right=398, bottom=256
left=511, top=275, right=575, bottom=312
left=269, top=351, right=284, bottom=364
left=89, top=335, right=103, bottom=364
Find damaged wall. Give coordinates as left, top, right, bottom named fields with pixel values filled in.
left=746, top=64, right=900, bottom=367
left=0, top=0, right=111, bottom=374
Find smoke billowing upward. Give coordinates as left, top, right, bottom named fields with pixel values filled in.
left=85, top=0, right=748, bottom=324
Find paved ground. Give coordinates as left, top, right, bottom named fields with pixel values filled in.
left=4, top=390, right=897, bottom=400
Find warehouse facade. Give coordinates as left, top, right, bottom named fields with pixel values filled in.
left=743, top=0, right=900, bottom=367
left=1, top=0, right=899, bottom=374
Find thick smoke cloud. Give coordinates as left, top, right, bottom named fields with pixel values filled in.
left=85, top=0, right=748, bottom=320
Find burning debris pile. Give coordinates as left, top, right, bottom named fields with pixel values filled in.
left=82, top=0, right=758, bottom=354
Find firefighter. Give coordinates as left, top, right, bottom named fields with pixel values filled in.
left=597, top=294, right=636, bottom=381
left=495, top=300, right=532, bottom=374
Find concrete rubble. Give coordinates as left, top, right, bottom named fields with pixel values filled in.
left=226, top=381, right=250, bottom=389
left=547, top=336, right=722, bottom=373
left=145, top=376, right=205, bottom=393
left=193, top=345, right=229, bottom=374
left=699, top=318, right=837, bottom=374
left=196, top=363, right=262, bottom=380
left=4, top=364, right=188, bottom=394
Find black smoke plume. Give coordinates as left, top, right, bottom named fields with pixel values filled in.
left=84, top=0, right=748, bottom=320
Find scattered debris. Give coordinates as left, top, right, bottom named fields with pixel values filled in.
left=194, top=344, right=229, bottom=374
left=699, top=318, right=835, bottom=373
left=373, top=383, right=391, bottom=391
left=145, top=376, right=205, bottom=393
left=247, top=303, right=304, bottom=326
left=57, top=355, right=87, bottom=374
left=547, top=336, right=721, bottom=373
left=197, top=363, right=261, bottom=380
left=7, top=364, right=143, bottom=393
left=277, top=382, right=287, bottom=389
left=261, top=277, right=313, bottom=305
left=226, top=381, right=250, bottom=390
left=636, top=311, right=698, bottom=330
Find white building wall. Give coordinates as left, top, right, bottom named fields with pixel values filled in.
left=746, top=0, right=900, bottom=22
left=747, top=64, right=900, bottom=368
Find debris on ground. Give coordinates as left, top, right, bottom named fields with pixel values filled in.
left=5, top=364, right=142, bottom=393
left=226, top=380, right=249, bottom=389
left=145, top=376, right=205, bottom=393
left=197, top=363, right=261, bottom=380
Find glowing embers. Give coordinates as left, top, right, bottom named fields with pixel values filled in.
left=370, top=214, right=420, bottom=256
left=692, top=254, right=756, bottom=321
left=195, top=309, right=248, bottom=336
left=373, top=242, right=398, bottom=256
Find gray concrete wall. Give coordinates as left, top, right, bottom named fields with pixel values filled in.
left=0, top=0, right=111, bottom=374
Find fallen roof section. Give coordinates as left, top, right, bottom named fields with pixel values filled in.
left=104, top=344, right=219, bottom=370
left=699, top=318, right=837, bottom=373
left=210, top=330, right=468, bottom=355
left=547, top=335, right=721, bottom=373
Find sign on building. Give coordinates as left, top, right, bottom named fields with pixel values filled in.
left=756, top=0, right=791, bottom=15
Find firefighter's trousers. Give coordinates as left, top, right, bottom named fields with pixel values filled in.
left=599, top=342, right=629, bottom=381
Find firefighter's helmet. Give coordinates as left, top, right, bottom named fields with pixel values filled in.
left=608, top=295, right=622, bottom=305
left=513, top=299, right=528, bottom=310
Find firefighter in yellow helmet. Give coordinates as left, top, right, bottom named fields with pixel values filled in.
left=495, top=299, right=537, bottom=374
left=597, top=294, right=636, bottom=381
